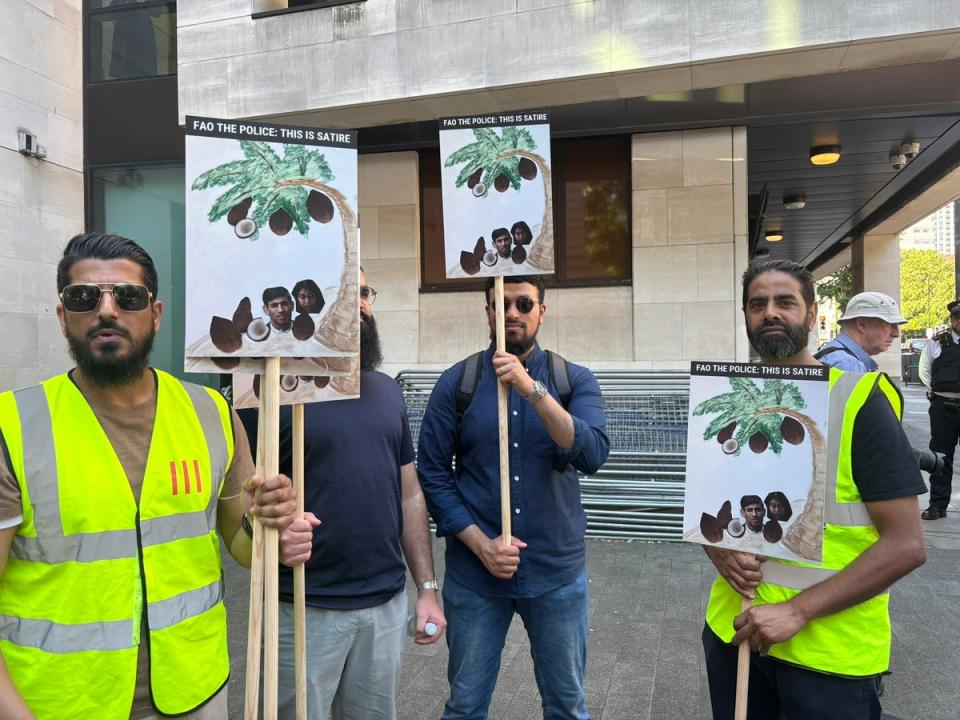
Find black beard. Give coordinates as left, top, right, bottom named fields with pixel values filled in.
left=67, top=322, right=154, bottom=388
left=360, top=312, right=382, bottom=371
left=490, top=327, right=537, bottom=357
left=747, top=320, right=809, bottom=361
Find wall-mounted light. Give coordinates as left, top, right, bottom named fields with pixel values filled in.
left=783, top=195, right=806, bottom=210
left=765, top=230, right=784, bottom=243
left=809, top=145, right=841, bottom=166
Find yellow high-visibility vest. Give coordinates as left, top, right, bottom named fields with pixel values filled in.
left=706, top=369, right=903, bottom=677
left=0, top=370, right=235, bottom=718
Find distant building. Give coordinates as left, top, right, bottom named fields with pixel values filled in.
left=899, top=203, right=956, bottom=256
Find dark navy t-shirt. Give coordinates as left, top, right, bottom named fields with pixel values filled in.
left=239, top=370, right=415, bottom=609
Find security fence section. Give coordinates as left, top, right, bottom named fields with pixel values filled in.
left=398, top=369, right=689, bottom=540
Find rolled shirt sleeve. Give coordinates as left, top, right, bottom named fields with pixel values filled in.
left=563, top=366, right=609, bottom=475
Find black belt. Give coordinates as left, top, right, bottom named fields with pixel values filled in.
left=930, top=393, right=960, bottom=407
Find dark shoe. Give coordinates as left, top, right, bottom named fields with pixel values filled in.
left=921, top=507, right=946, bottom=520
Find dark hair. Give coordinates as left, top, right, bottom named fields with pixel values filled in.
left=510, top=221, right=532, bottom=245
left=262, top=286, right=292, bottom=305
left=58, top=232, right=158, bottom=298
left=483, top=275, right=546, bottom=305
left=491, top=227, right=510, bottom=242
left=764, top=491, right=793, bottom=521
left=741, top=259, right=815, bottom=310
left=291, top=279, right=324, bottom=313
left=740, top=495, right=763, bottom=509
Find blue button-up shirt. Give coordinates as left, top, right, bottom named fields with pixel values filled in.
left=816, top=333, right=877, bottom=372
left=417, top=344, right=609, bottom=598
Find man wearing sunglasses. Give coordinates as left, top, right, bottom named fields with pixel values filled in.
left=0, top=232, right=307, bottom=720
left=418, top=275, right=609, bottom=720
left=918, top=299, right=960, bottom=520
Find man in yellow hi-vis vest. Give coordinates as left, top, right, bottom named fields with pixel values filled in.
left=0, top=233, right=311, bottom=720
left=702, top=259, right=927, bottom=720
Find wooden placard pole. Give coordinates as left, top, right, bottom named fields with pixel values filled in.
left=734, top=595, right=752, bottom=720
left=292, top=403, right=307, bottom=720
left=495, top=276, right=511, bottom=546
left=243, top=400, right=267, bottom=720
left=262, top=357, right=281, bottom=720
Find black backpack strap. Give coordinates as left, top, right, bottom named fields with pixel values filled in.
left=813, top=345, right=855, bottom=360
left=546, top=350, right=573, bottom=408
left=453, top=351, right=484, bottom=464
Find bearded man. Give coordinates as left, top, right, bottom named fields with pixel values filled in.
left=240, top=269, right=445, bottom=720
left=417, top=275, right=609, bottom=720
left=0, top=232, right=303, bottom=720
left=702, top=259, right=926, bottom=720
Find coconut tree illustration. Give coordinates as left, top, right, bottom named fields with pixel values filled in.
left=191, top=141, right=358, bottom=352
left=444, top=126, right=553, bottom=270
left=693, top=378, right=825, bottom=560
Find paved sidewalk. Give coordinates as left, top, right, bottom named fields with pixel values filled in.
left=222, top=382, right=959, bottom=719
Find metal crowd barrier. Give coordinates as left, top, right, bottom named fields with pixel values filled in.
left=397, top=369, right=689, bottom=541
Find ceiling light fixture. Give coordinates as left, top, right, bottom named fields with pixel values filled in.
left=809, top=145, right=841, bottom=166
left=765, top=230, right=784, bottom=242
left=783, top=195, right=806, bottom=210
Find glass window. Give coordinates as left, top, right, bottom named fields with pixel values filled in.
left=87, top=2, right=176, bottom=82
left=89, top=164, right=218, bottom=388
left=419, top=136, right=631, bottom=291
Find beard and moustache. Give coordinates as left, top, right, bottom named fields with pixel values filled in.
left=360, top=311, right=383, bottom=371
left=67, top=320, right=154, bottom=388
left=490, top=325, right=537, bottom=357
left=747, top=318, right=810, bottom=361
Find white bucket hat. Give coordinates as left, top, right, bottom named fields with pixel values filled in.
left=839, top=292, right=907, bottom=325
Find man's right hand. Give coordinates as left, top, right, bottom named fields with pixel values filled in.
left=477, top=535, right=528, bottom=579
left=703, top=546, right=764, bottom=599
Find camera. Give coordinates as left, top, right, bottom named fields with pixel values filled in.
left=912, top=448, right=946, bottom=475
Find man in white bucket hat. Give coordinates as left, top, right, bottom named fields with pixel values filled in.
left=814, top=291, right=907, bottom=372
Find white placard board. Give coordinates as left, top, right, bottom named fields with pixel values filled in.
left=439, top=111, right=553, bottom=278
left=184, top=116, right=359, bottom=360
left=682, top=362, right=830, bottom=564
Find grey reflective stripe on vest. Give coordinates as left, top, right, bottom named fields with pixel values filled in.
left=148, top=579, right=224, bottom=631
left=140, top=510, right=211, bottom=548
left=13, top=385, right=61, bottom=536
left=762, top=562, right=838, bottom=590
left=824, top=372, right=872, bottom=528
left=0, top=613, right=134, bottom=653
left=11, top=529, right=137, bottom=563
left=180, top=382, right=228, bottom=521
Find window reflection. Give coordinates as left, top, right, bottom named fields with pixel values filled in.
left=88, top=2, right=176, bottom=82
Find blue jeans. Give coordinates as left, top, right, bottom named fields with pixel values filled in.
left=441, top=571, right=590, bottom=720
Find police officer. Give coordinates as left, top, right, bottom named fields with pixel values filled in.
left=918, top=299, right=960, bottom=520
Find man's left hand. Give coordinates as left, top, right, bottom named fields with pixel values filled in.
left=732, top=601, right=807, bottom=655
left=492, top=350, right=535, bottom=397
left=244, top=473, right=297, bottom=529
left=412, top=591, right=446, bottom=645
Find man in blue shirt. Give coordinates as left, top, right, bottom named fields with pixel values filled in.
left=814, top=291, right=906, bottom=371
left=418, top=275, right=609, bottom=720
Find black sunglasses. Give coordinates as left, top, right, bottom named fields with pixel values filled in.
left=490, top=296, right=538, bottom=314
left=60, top=283, right=153, bottom=312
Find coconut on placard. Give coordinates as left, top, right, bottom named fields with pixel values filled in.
left=460, top=250, right=481, bottom=275
left=511, top=245, right=527, bottom=264
left=717, top=421, right=736, bottom=444
left=518, top=157, right=537, bottom=181
left=280, top=375, right=299, bottom=392
left=726, top=519, right=745, bottom=538
left=749, top=432, right=769, bottom=453
left=269, top=208, right=293, bottom=236
left=292, top=313, right=315, bottom=341
left=235, top=218, right=257, bottom=239
left=212, top=356, right=241, bottom=370
left=717, top=500, right=733, bottom=528
left=781, top=416, right=805, bottom=445
left=472, top=182, right=486, bottom=197
left=763, top=519, right=783, bottom=543
left=246, top=317, right=270, bottom=342
left=467, top=168, right=483, bottom=189
left=721, top=438, right=739, bottom=455
left=306, top=190, right=335, bottom=224
left=232, top=297, right=253, bottom=334
left=227, top=197, right=252, bottom=226
left=700, top=513, right=724, bottom=543
left=210, top=316, right=242, bottom=353
left=482, top=250, right=498, bottom=267
left=494, top=174, right=510, bottom=193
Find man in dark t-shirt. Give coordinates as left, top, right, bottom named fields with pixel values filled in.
left=240, top=271, right=445, bottom=720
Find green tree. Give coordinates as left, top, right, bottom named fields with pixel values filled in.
left=900, top=249, right=954, bottom=334
left=815, top=264, right=853, bottom=313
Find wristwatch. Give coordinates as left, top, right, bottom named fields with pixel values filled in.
left=526, top=380, right=548, bottom=405
left=416, top=579, right=439, bottom=593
